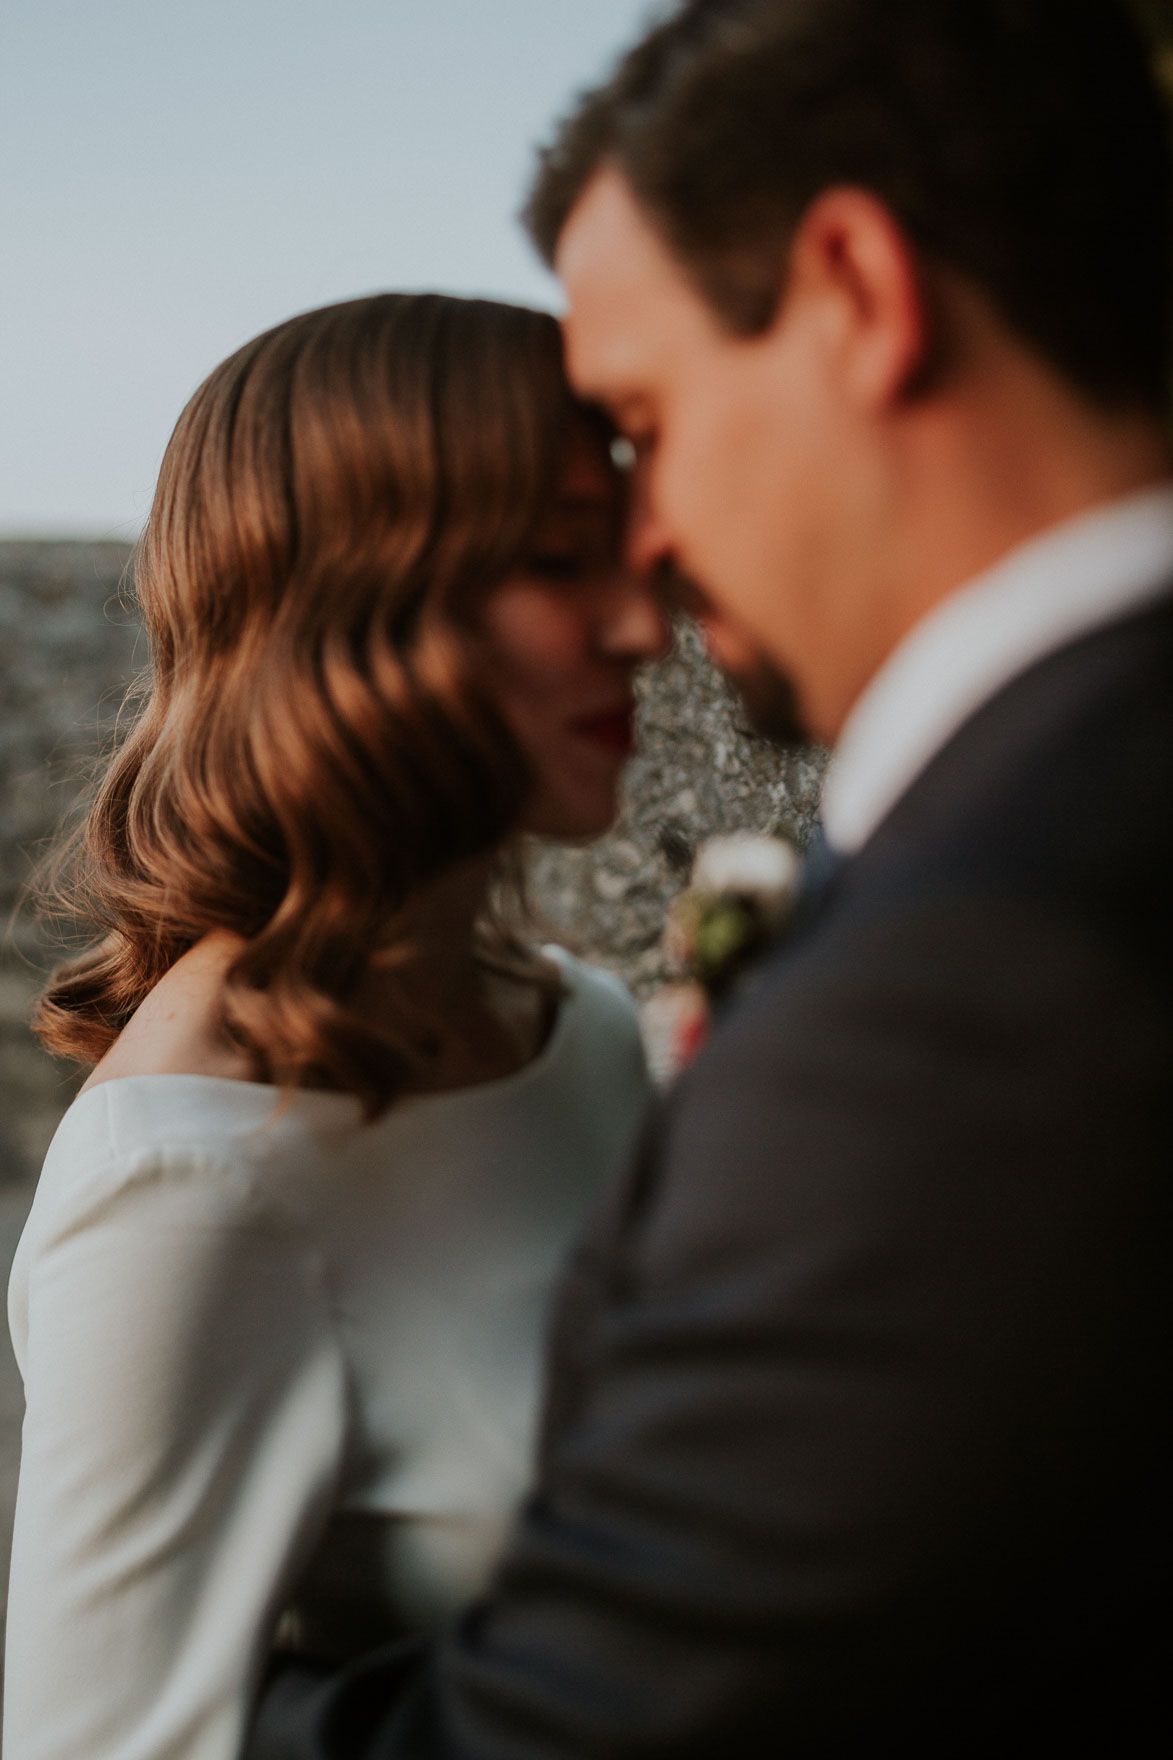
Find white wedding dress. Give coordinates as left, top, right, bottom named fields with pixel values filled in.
left=4, top=949, right=650, bottom=1760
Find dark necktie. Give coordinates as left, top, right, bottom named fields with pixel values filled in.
left=794, top=822, right=843, bottom=928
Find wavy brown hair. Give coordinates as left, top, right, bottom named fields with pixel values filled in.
left=34, top=293, right=599, bottom=1114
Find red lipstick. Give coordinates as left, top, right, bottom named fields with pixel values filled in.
left=571, top=705, right=636, bottom=756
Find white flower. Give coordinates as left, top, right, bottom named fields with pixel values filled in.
left=690, top=833, right=800, bottom=924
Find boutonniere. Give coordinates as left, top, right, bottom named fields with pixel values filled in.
left=644, top=832, right=801, bottom=1080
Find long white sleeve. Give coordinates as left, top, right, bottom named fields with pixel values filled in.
left=2, top=953, right=651, bottom=1755
left=4, top=1111, right=349, bottom=1760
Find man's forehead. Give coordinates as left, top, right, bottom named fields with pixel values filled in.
left=555, top=167, right=699, bottom=395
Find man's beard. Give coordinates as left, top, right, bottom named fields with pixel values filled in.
left=656, top=562, right=810, bottom=746
left=728, top=653, right=808, bottom=746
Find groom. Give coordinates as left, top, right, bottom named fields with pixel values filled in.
left=253, top=2, right=1173, bottom=1752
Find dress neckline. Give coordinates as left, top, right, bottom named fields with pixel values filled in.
left=67, top=946, right=582, bottom=1126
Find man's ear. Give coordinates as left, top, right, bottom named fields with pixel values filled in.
left=779, top=187, right=932, bottom=409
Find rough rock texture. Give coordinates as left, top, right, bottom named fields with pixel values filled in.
left=0, top=539, right=825, bottom=1189
left=0, top=542, right=144, bottom=1186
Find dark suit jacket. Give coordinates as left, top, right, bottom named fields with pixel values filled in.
left=250, top=598, right=1173, bottom=1757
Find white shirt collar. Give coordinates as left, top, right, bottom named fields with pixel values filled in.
left=820, top=483, right=1173, bottom=856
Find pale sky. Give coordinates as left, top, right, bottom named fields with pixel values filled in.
left=0, top=0, right=655, bottom=536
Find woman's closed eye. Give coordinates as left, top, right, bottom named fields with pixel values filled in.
left=526, top=536, right=616, bottom=582
left=526, top=550, right=591, bottom=581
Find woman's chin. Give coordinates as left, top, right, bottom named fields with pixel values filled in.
left=521, top=788, right=622, bottom=843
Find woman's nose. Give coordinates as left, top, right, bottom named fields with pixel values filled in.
left=598, top=569, right=672, bottom=663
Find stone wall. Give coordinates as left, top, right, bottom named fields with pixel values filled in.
left=0, top=542, right=144, bottom=1186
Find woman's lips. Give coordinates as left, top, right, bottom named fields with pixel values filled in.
left=570, top=705, right=636, bottom=756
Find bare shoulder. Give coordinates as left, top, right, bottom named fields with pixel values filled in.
left=80, top=931, right=254, bottom=1094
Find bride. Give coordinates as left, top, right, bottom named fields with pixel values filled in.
left=4, top=293, right=665, bottom=1758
